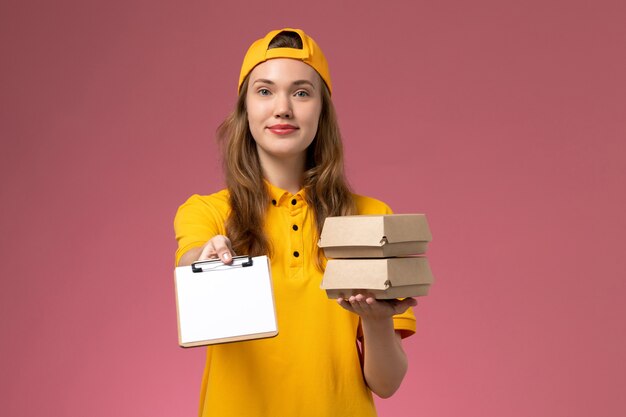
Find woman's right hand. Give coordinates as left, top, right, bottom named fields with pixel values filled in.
left=198, top=235, right=237, bottom=264
left=178, top=235, right=237, bottom=266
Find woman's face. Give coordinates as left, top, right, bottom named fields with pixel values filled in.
left=246, top=58, right=323, bottom=163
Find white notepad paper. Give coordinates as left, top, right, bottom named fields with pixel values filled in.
left=174, top=255, right=278, bottom=347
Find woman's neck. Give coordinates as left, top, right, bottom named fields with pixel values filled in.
left=259, top=152, right=306, bottom=195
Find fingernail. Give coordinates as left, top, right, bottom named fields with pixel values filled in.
left=223, top=253, right=231, bottom=261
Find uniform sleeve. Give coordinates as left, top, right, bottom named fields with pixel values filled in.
left=393, top=308, right=416, bottom=338
left=173, top=194, right=228, bottom=266
left=352, top=193, right=417, bottom=338
left=352, top=194, right=393, bottom=216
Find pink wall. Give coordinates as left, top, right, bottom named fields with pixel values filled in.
left=1, top=1, right=625, bottom=416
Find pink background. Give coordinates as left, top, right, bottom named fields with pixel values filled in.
left=1, top=0, right=625, bottom=416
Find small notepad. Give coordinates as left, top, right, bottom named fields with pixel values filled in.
left=174, top=255, right=278, bottom=347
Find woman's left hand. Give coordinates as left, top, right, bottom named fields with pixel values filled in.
left=337, top=292, right=417, bottom=321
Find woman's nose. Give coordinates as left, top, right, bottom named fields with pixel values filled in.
left=274, top=94, right=293, bottom=118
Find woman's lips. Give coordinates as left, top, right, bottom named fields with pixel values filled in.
left=267, top=124, right=298, bottom=135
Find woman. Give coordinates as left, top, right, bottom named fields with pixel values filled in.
left=174, top=28, right=417, bottom=417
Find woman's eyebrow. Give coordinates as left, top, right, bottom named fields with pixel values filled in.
left=292, top=80, right=316, bottom=89
left=251, top=79, right=316, bottom=88
left=252, top=79, right=275, bottom=86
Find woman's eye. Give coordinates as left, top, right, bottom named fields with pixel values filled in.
left=294, top=90, right=309, bottom=98
left=258, top=88, right=271, bottom=96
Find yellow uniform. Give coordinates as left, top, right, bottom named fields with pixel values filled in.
left=174, top=182, right=416, bottom=417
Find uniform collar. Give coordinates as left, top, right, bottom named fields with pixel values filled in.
left=265, top=180, right=306, bottom=206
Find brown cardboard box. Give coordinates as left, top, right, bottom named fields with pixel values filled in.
left=321, top=257, right=434, bottom=299
left=318, top=214, right=432, bottom=258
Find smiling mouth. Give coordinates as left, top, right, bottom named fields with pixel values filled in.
left=267, top=124, right=299, bottom=135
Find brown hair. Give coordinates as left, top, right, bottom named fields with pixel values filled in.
left=217, top=31, right=354, bottom=265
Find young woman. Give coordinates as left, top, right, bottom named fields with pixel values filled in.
left=174, top=28, right=417, bottom=417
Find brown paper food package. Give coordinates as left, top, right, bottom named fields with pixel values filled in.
left=321, top=257, right=434, bottom=299
left=319, top=214, right=432, bottom=258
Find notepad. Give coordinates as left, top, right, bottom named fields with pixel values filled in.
left=174, top=255, right=278, bottom=347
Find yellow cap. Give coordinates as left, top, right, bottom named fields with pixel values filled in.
left=238, top=28, right=332, bottom=95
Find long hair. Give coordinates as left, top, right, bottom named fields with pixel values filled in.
left=217, top=31, right=355, bottom=265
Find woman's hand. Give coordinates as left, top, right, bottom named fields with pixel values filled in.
left=198, top=235, right=237, bottom=264
left=177, top=235, right=237, bottom=266
left=337, top=293, right=417, bottom=321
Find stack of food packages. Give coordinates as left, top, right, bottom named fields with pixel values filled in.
left=319, top=214, right=434, bottom=299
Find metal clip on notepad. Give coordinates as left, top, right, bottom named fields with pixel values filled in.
left=191, top=255, right=254, bottom=273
